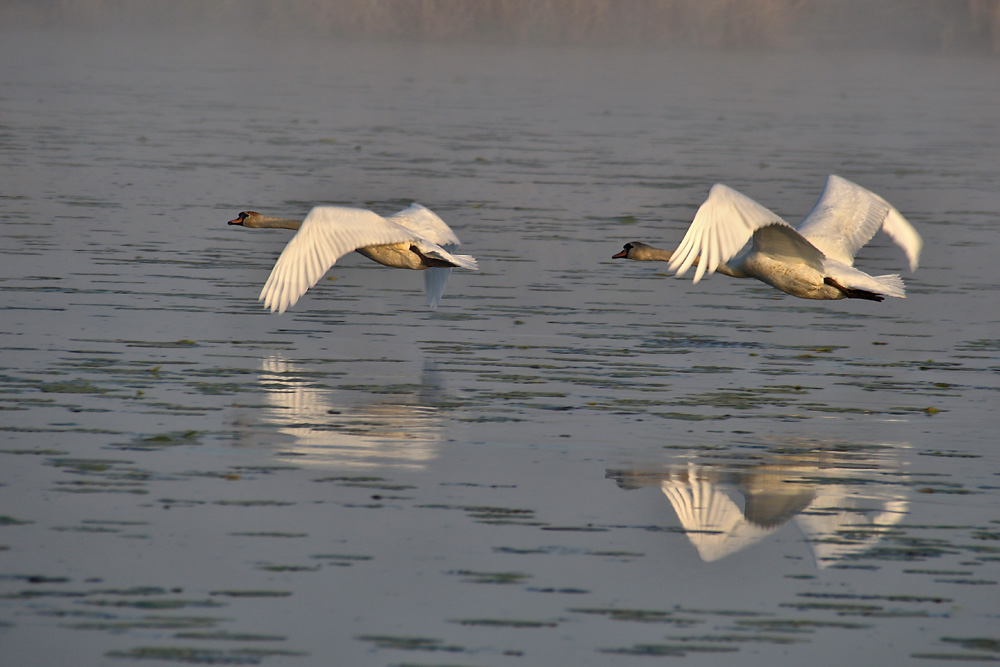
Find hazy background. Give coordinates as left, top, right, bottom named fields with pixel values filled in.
left=4, top=0, right=1000, bottom=53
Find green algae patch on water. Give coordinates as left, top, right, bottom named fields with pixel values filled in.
left=448, top=569, right=532, bottom=585
left=107, top=646, right=307, bottom=663
left=354, top=634, right=465, bottom=653
left=568, top=607, right=701, bottom=626
left=451, top=617, right=559, bottom=628
left=600, top=642, right=739, bottom=657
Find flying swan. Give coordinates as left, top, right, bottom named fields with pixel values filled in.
left=229, top=203, right=478, bottom=313
left=612, top=175, right=922, bottom=301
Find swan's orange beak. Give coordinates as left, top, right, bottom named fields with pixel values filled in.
left=612, top=249, right=628, bottom=259
left=228, top=214, right=245, bottom=225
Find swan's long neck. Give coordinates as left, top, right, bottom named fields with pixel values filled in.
left=630, top=245, right=676, bottom=262
left=247, top=216, right=301, bottom=230
left=631, top=243, right=743, bottom=278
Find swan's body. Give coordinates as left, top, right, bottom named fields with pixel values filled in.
left=612, top=175, right=922, bottom=302
left=229, top=203, right=478, bottom=313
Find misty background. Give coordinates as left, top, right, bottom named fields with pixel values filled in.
left=4, top=0, right=1000, bottom=54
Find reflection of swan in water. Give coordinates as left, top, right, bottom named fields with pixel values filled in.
left=607, top=443, right=909, bottom=567
left=238, top=356, right=446, bottom=470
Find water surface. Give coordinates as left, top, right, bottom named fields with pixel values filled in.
left=1, top=27, right=999, bottom=666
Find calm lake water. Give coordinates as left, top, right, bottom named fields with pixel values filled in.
left=2, top=25, right=999, bottom=667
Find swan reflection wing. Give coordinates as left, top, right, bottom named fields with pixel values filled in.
left=668, top=183, right=790, bottom=283
left=796, top=175, right=922, bottom=271
left=259, top=206, right=418, bottom=313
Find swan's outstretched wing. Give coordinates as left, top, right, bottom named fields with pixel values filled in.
left=386, top=203, right=462, bottom=249
left=796, top=175, right=922, bottom=271
left=259, top=206, right=419, bottom=313
left=669, top=183, right=817, bottom=283
left=386, top=204, right=467, bottom=309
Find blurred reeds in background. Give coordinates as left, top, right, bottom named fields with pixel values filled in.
left=3, top=0, right=999, bottom=53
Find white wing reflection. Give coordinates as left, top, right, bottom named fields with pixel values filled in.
left=608, top=443, right=909, bottom=567
left=235, top=356, right=446, bottom=470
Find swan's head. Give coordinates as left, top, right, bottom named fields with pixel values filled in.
left=612, top=241, right=644, bottom=259
left=228, top=211, right=259, bottom=226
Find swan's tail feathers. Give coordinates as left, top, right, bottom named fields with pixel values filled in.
left=824, top=273, right=905, bottom=301
left=449, top=253, right=479, bottom=271
left=872, top=273, right=906, bottom=298
left=424, top=267, right=452, bottom=309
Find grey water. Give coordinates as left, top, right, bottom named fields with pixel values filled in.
left=1, top=23, right=999, bottom=667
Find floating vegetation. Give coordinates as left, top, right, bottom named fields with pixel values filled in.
left=64, top=615, right=223, bottom=632
left=255, top=564, right=320, bottom=573
left=419, top=504, right=544, bottom=526
left=941, top=637, right=1000, bottom=654
left=106, top=646, right=307, bottom=663
left=600, top=642, right=739, bottom=657
left=797, top=593, right=952, bottom=605
left=172, top=632, right=287, bottom=641
left=213, top=500, right=296, bottom=507
left=46, top=457, right=135, bottom=473
left=122, top=339, right=199, bottom=348
left=919, top=450, right=981, bottom=458
left=525, top=586, right=590, bottom=594
left=36, top=379, right=110, bottom=394
left=956, top=339, right=1000, bottom=352
left=569, top=607, right=701, bottom=626
left=451, top=618, right=558, bottom=628
left=735, top=618, right=871, bottom=631
left=208, top=590, right=293, bottom=598
left=116, top=430, right=201, bottom=451
left=448, top=570, right=531, bottom=585
left=354, top=634, right=465, bottom=653
left=310, top=554, right=373, bottom=566
left=0, top=515, right=33, bottom=526
left=82, top=598, right=225, bottom=610
left=910, top=652, right=1000, bottom=662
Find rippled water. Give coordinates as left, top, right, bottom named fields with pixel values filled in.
left=2, top=26, right=999, bottom=666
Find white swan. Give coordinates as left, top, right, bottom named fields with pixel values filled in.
left=612, top=175, right=922, bottom=301
left=229, top=203, right=478, bottom=313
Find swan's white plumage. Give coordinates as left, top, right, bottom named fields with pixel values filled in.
left=258, top=205, right=477, bottom=313
left=386, top=203, right=461, bottom=248
left=795, top=174, right=921, bottom=272
left=665, top=175, right=921, bottom=300
left=386, top=204, right=466, bottom=309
